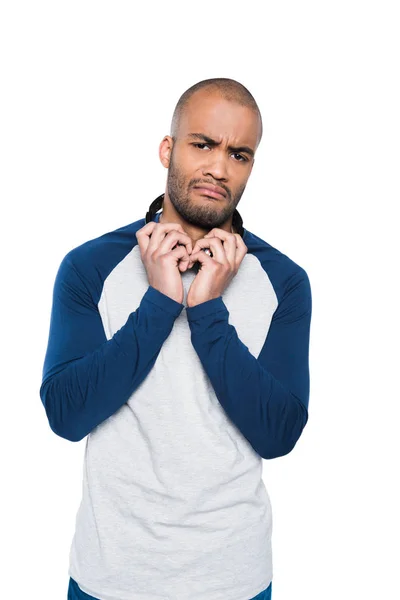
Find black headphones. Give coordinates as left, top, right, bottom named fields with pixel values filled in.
left=145, top=193, right=245, bottom=238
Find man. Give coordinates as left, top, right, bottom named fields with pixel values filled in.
left=40, top=77, right=312, bottom=600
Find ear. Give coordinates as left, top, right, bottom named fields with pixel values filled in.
left=159, top=136, right=174, bottom=169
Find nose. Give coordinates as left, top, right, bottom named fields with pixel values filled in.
left=202, top=152, right=229, bottom=182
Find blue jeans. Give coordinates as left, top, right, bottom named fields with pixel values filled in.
left=251, top=581, right=272, bottom=599
left=68, top=576, right=272, bottom=599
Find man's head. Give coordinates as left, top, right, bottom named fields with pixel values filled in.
left=159, top=78, right=262, bottom=233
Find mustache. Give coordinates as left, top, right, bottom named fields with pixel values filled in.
left=191, top=181, right=230, bottom=198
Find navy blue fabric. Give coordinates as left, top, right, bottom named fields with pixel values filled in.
left=68, top=577, right=98, bottom=599
left=68, top=576, right=272, bottom=599
left=40, top=215, right=312, bottom=457
left=185, top=255, right=311, bottom=459
left=40, top=225, right=185, bottom=442
left=251, top=581, right=272, bottom=599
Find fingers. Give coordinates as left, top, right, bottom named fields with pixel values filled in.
left=187, top=248, right=210, bottom=269
left=192, top=229, right=248, bottom=270
left=191, top=237, right=226, bottom=265
left=135, top=221, right=157, bottom=257
left=158, top=230, right=193, bottom=257
left=205, top=229, right=247, bottom=252
left=136, top=221, right=192, bottom=259
left=192, top=232, right=234, bottom=268
left=170, top=244, right=192, bottom=272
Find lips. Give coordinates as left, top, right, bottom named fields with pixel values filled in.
left=193, top=184, right=227, bottom=199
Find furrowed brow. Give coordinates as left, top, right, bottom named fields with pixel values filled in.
left=187, top=133, right=254, bottom=159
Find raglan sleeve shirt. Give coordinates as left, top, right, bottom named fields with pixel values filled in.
left=185, top=267, right=312, bottom=459
left=40, top=251, right=184, bottom=442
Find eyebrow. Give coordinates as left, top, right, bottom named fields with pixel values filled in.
left=187, top=133, right=255, bottom=159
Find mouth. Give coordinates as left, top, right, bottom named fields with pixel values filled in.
left=193, top=185, right=227, bottom=200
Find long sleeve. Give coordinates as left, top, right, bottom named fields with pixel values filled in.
left=185, top=268, right=312, bottom=459
left=39, top=253, right=184, bottom=442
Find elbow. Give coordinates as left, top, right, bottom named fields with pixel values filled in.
left=49, top=419, right=84, bottom=443
left=50, top=419, right=85, bottom=443
left=258, top=402, right=309, bottom=459
left=258, top=434, right=302, bottom=459
left=39, top=379, right=86, bottom=443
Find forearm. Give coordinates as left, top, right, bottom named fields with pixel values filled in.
left=40, top=287, right=183, bottom=442
left=186, top=298, right=309, bottom=459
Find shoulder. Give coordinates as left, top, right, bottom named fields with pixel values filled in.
left=56, top=217, right=146, bottom=304
left=244, top=228, right=311, bottom=306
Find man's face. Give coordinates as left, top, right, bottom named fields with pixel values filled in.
left=163, top=91, right=261, bottom=231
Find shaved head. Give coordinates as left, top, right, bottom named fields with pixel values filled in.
left=170, top=78, right=263, bottom=149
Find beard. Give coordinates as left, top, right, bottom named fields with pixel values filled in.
left=166, top=151, right=246, bottom=230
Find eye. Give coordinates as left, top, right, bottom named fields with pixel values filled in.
left=193, top=143, right=210, bottom=150
left=232, top=153, right=247, bottom=162
left=192, top=143, right=247, bottom=162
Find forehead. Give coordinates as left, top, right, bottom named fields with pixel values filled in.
left=180, top=91, right=260, bottom=147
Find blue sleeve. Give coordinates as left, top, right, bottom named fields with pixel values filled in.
left=185, top=268, right=312, bottom=459
left=40, top=253, right=184, bottom=442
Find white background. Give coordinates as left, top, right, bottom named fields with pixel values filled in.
left=1, top=1, right=399, bottom=599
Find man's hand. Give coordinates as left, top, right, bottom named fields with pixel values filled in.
left=136, top=221, right=193, bottom=304
left=186, top=228, right=248, bottom=307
